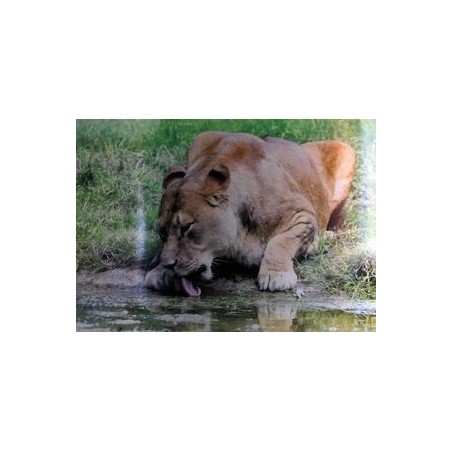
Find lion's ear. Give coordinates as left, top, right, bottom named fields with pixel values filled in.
left=206, top=164, right=230, bottom=191
left=163, top=165, right=186, bottom=189
left=205, top=165, right=230, bottom=207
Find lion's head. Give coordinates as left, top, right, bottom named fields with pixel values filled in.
left=155, top=162, right=237, bottom=295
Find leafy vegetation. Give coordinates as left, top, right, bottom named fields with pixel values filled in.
left=76, top=119, right=376, bottom=299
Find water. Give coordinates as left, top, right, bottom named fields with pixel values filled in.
left=76, top=283, right=376, bottom=332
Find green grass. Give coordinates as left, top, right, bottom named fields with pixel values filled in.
left=76, top=119, right=376, bottom=299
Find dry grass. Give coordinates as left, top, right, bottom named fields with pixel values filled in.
left=296, top=231, right=376, bottom=300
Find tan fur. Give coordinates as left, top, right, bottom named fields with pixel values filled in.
left=145, top=132, right=356, bottom=292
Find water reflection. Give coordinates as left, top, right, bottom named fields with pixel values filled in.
left=76, top=285, right=376, bottom=332
left=256, top=301, right=299, bottom=332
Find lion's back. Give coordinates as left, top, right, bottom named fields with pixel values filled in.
left=187, top=132, right=355, bottom=232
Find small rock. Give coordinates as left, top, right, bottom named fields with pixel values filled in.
left=294, top=286, right=305, bottom=299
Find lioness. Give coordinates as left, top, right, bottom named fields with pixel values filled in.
left=145, top=132, right=356, bottom=296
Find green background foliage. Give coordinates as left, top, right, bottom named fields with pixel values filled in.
left=76, top=119, right=376, bottom=298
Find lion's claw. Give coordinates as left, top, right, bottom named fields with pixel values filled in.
left=257, top=269, right=298, bottom=292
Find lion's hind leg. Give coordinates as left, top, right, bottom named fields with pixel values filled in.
left=327, top=198, right=347, bottom=230
left=326, top=143, right=356, bottom=230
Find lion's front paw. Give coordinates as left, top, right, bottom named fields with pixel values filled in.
left=145, top=264, right=180, bottom=292
left=257, top=269, right=298, bottom=292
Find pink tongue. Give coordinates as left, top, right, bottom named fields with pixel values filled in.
left=181, top=277, right=201, bottom=297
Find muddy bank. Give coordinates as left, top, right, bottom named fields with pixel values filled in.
left=77, top=269, right=146, bottom=287
left=77, top=268, right=317, bottom=293
left=76, top=268, right=375, bottom=316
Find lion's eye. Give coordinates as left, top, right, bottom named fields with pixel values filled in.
left=180, top=223, right=193, bottom=236
left=159, top=228, right=168, bottom=242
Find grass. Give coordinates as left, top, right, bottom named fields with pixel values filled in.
left=76, top=119, right=376, bottom=299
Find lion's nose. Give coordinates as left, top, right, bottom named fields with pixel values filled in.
left=162, top=258, right=177, bottom=269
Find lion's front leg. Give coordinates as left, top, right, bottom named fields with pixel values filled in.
left=258, top=213, right=318, bottom=291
